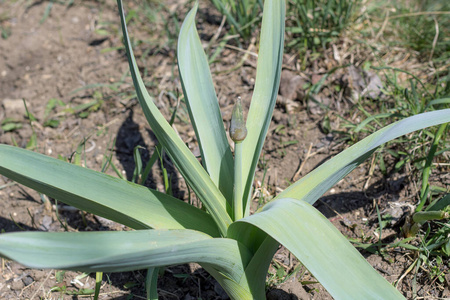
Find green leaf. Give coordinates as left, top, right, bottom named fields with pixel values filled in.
left=0, top=230, right=251, bottom=282
left=239, top=235, right=279, bottom=299
left=145, top=267, right=158, bottom=300
left=0, top=145, right=220, bottom=237
left=210, top=0, right=241, bottom=35
left=1, top=120, right=22, bottom=132
left=241, top=0, right=285, bottom=215
left=231, top=198, right=405, bottom=299
left=427, top=194, right=450, bottom=212
left=177, top=2, right=234, bottom=210
left=117, top=0, right=232, bottom=235
left=276, top=109, right=450, bottom=206
left=227, top=221, right=279, bottom=299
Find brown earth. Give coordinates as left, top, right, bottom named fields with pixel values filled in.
left=0, top=0, right=448, bottom=299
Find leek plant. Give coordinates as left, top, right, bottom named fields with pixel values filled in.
left=0, top=0, right=449, bottom=299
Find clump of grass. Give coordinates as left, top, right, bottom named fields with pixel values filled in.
left=286, top=0, right=358, bottom=51
left=375, top=0, right=449, bottom=61
left=210, top=0, right=263, bottom=40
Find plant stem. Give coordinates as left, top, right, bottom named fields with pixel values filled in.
left=146, top=267, right=158, bottom=300
left=234, top=141, right=244, bottom=221
left=94, top=272, right=102, bottom=300
left=230, top=97, right=247, bottom=221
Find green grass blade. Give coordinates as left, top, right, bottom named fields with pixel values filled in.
left=426, top=194, right=450, bottom=212
left=0, top=230, right=251, bottom=282
left=354, top=112, right=403, bottom=132
left=276, top=109, right=450, bottom=206
left=425, top=97, right=450, bottom=110
left=417, top=123, right=447, bottom=211
left=241, top=0, right=285, bottom=215
left=210, top=0, right=242, bottom=36
left=177, top=2, right=234, bottom=209
left=117, top=0, right=232, bottom=235
left=0, top=145, right=220, bottom=237
left=235, top=198, right=405, bottom=299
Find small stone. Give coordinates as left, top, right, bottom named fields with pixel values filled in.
left=362, top=71, right=383, bottom=99
left=280, top=70, right=306, bottom=101
left=32, top=270, right=46, bottom=281
left=11, top=279, right=24, bottom=290
left=2, top=98, right=26, bottom=118
left=22, top=276, right=33, bottom=286
left=40, top=215, right=53, bottom=230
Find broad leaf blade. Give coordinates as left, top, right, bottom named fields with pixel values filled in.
left=276, top=109, right=450, bottom=205
left=178, top=2, right=234, bottom=209
left=231, top=198, right=405, bottom=299
left=0, top=230, right=251, bottom=282
left=239, top=235, right=278, bottom=299
left=0, top=145, right=220, bottom=237
left=117, top=0, right=232, bottom=235
left=227, top=219, right=280, bottom=299
left=241, top=0, right=285, bottom=215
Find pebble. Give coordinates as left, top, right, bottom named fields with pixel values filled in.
left=2, top=98, right=26, bottom=118
left=22, top=276, right=33, bottom=286
left=279, top=70, right=306, bottom=101
left=40, top=215, right=53, bottom=230
left=11, top=279, right=24, bottom=291
left=32, top=270, right=46, bottom=281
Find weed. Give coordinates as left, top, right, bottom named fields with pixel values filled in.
left=286, top=0, right=358, bottom=51
left=210, top=0, right=263, bottom=40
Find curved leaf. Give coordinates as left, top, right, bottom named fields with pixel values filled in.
left=231, top=198, right=405, bottom=299
left=117, top=0, right=232, bottom=235
left=0, top=145, right=220, bottom=237
left=239, top=234, right=279, bottom=299
left=203, top=266, right=253, bottom=299
left=227, top=220, right=281, bottom=299
left=0, top=229, right=251, bottom=282
left=276, top=109, right=450, bottom=206
left=241, top=0, right=285, bottom=215
left=178, top=2, right=234, bottom=209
